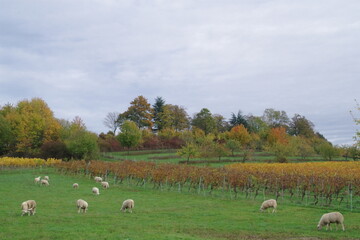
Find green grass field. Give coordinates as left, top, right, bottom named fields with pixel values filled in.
left=1, top=168, right=359, bottom=240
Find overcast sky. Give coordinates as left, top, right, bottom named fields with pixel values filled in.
left=1, top=0, right=359, bottom=145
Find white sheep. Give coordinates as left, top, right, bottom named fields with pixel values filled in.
left=76, top=199, right=88, bottom=213
left=121, top=199, right=134, bottom=213
left=34, top=176, right=41, bottom=184
left=260, top=199, right=277, bottom=213
left=94, top=176, right=103, bottom=182
left=101, top=181, right=109, bottom=189
left=41, top=179, right=49, bottom=186
left=317, top=212, right=345, bottom=231
left=21, top=200, right=36, bottom=216
left=73, top=183, right=79, bottom=189
left=44, top=176, right=49, bottom=181
left=92, top=187, right=100, bottom=195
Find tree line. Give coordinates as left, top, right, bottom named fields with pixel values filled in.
left=0, top=96, right=359, bottom=161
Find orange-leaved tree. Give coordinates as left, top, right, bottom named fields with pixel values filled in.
left=266, top=127, right=293, bottom=162
left=121, top=96, right=153, bottom=129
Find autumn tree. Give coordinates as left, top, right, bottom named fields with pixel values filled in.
left=2, top=98, right=61, bottom=156
left=191, top=108, right=217, bottom=134
left=227, top=125, right=252, bottom=146
left=97, top=132, right=122, bottom=152
left=116, top=120, right=142, bottom=153
left=266, top=127, right=293, bottom=162
left=227, top=125, right=253, bottom=161
left=103, top=112, right=120, bottom=134
left=122, top=96, right=153, bottom=129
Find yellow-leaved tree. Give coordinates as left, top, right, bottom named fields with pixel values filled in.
left=4, top=98, right=61, bottom=156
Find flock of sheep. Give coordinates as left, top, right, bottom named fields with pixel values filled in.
left=22, top=176, right=346, bottom=232
left=21, top=175, right=134, bottom=216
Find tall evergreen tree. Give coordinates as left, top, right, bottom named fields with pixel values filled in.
left=152, top=96, right=165, bottom=130
left=229, top=110, right=248, bottom=128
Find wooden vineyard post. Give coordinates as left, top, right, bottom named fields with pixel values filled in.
left=222, top=176, right=226, bottom=198
left=349, top=184, right=353, bottom=211
left=263, top=188, right=266, bottom=201
left=198, top=177, right=202, bottom=195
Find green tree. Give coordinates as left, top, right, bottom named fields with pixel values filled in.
left=177, top=142, right=199, bottom=163
left=262, top=108, right=290, bottom=129
left=213, top=114, right=229, bottom=133
left=63, top=117, right=99, bottom=160
left=159, top=104, right=190, bottom=131
left=348, top=145, right=360, bottom=161
left=0, top=114, right=15, bottom=155
left=290, top=136, right=315, bottom=160
left=122, top=96, right=153, bottom=129
left=318, top=142, right=339, bottom=161
left=229, top=110, right=248, bottom=128
left=246, top=115, right=269, bottom=134
left=152, top=96, right=166, bottom=131
left=191, top=108, right=216, bottom=134
left=211, top=143, right=230, bottom=161
left=225, top=139, right=241, bottom=157
left=288, top=114, right=315, bottom=138
left=116, top=120, right=142, bottom=153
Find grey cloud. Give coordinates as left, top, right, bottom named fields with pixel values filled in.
left=0, top=0, right=359, bottom=145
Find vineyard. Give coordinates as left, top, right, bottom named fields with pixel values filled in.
left=0, top=157, right=61, bottom=168
left=56, top=160, right=360, bottom=210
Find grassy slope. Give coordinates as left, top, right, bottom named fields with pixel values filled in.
left=1, top=168, right=359, bottom=240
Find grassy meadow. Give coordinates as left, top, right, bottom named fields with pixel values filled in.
left=1, top=167, right=359, bottom=240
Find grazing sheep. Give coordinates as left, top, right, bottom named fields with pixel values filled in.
left=101, top=181, right=109, bottom=189
left=21, top=200, right=36, bottom=216
left=92, top=187, right=100, bottom=195
left=121, top=199, right=134, bottom=213
left=34, top=176, right=41, bottom=184
left=76, top=199, right=88, bottom=213
left=41, top=179, right=49, bottom=186
left=317, top=212, right=345, bottom=231
left=94, top=176, right=103, bottom=182
left=44, top=176, right=49, bottom=181
left=73, top=183, right=79, bottom=189
left=260, top=199, right=277, bottom=213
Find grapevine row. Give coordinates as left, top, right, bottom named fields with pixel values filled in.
left=55, top=160, right=360, bottom=209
